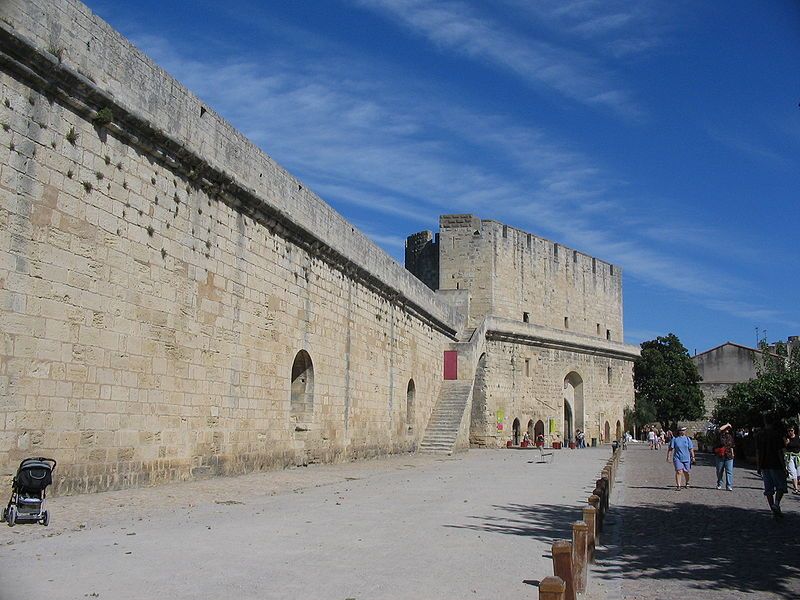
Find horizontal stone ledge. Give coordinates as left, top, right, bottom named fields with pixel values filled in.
left=486, top=331, right=639, bottom=361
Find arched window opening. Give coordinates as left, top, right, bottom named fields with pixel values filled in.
left=615, top=420, right=622, bottom=441
left=290, top=350, right=314, bottom=421
left=406, top=379, right=416, bottom=431
left=512, top=418, right=521, bottom=446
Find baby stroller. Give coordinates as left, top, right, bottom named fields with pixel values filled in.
left=2, top=457, right=56, bottom=527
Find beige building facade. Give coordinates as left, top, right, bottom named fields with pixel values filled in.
left=692, top=342, right=784, bottom=419
left=0, top=0, right=638, bottom=495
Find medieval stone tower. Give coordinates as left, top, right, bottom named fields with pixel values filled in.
left=406, top=215, right=638, bottom=448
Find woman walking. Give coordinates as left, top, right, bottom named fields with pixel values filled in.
left=785, top=425, right=800, bottom=495
left=714, top=423, right=735, bottom=491
left=667, top=426, right=695, bottom=490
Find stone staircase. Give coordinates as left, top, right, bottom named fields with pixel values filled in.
left=418, top=380, right=474, bottom=454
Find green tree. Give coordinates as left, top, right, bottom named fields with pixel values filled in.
left=624, top=398, right=656, bottom=434
left=634, top=333, right=704, bottom=431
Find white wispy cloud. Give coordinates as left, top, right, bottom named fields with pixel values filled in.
left=705, top=300, right=800, bottom=329
left=129, top=27, right=789, bottom=330
left=706, top=127, right=791, bottom=168
left=351, top=0, right=641, bottom=117
left=503, top=0, right=675, bottom=59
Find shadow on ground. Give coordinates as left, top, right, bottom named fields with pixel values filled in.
left=447, top=497, right=800, bottom=598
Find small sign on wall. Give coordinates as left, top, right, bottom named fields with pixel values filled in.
left=496, top=409, right=504, bottom=431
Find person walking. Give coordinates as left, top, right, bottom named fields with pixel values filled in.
left=667, top=426, right=695, bottom=490
left=714, top=423, right=735, bottom=491
left=785, top=425, right=800, bottom=495
left=648, top=428, right=656, bottom=450
left=756, top=414, right=788, bottom=519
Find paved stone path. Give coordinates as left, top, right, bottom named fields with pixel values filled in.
left=589, top=443, right=800, bottom=600
left=0, top=448, right=609, bottom=600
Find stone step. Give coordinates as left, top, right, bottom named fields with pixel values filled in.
left=419, top=379, right=473, bottom=454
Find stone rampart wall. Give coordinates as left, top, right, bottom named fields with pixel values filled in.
left=0, top=0, right=461, bottom=493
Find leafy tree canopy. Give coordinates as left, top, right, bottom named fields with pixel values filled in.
left=633, top=333, right=704, bottom=431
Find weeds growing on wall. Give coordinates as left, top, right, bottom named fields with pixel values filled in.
left=92, top=107, right=113, bottom=127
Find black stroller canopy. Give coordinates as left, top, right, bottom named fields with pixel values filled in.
left=16, top=458, right=55, bottom=492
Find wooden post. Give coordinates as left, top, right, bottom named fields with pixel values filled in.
left=583, top=506, right=597, bottom=562
left=539, top=576, right=566, bottom=600
left=552, top=540, right=576, bottom=600
left=602, top=467, right=612, bottom=493
left=594, top=480, right=607, bottom=529
left=572, top=520, right=589, bottom=594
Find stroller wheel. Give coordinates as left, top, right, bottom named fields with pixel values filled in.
left=41, top=510, right=49, bottom=526
left=7, top=505, right=17, bottom=527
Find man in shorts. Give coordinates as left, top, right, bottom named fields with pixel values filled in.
left=667, top=426, right=695, bottom=490
left=756, top=414, right=788, bottom=519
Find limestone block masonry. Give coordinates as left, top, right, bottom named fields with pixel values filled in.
left=0, top=0, right=464, bottom=494
left=0, top=0, right=638, bottom=495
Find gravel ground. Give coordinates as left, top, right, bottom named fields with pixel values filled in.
left=587, top=443, right=800, bottom=600
left=0, top=447, right=612, bottom=600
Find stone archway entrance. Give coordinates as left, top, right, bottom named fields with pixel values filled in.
left=563, top=372, right=584, bottom=435
left=616, top=420, right=622, bottom=441
left=527, top=419, right=534, bottom=440
left=534, top=420, right=545, bottom=445
left=604, top=421, right=611, bottom=443
left=563, top=402, right=573, bottom=443
left=469, top=353, right=488, bottom=446
left=512, top=418, right=521, bottom=445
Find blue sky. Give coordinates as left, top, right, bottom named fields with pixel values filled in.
left=84, top=0, right=800, bottom=354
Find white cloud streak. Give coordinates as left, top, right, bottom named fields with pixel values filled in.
left=131, top=29, right=789, bottom=330
left=352, top=0, right=641, bottom=117
left=501, top=0, right=674, bottom=59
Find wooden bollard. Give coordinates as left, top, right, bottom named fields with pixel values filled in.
left=603, top=469, right=611, bottom=492
left=592, top=485, right=605, bottom=532
left=588, top=494, right=600, bottom=518
left=572, top=521, right=589, bottom=593
left=539, top=576, right=566, bottom=600
left=552, top=540, right=576, bottom=600
left=596, top=478, right=608, bottom=516
left=583, top=506, right=597, bottom=562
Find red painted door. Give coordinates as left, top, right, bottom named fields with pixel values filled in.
left=443, top=351, right=458, bottom=380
